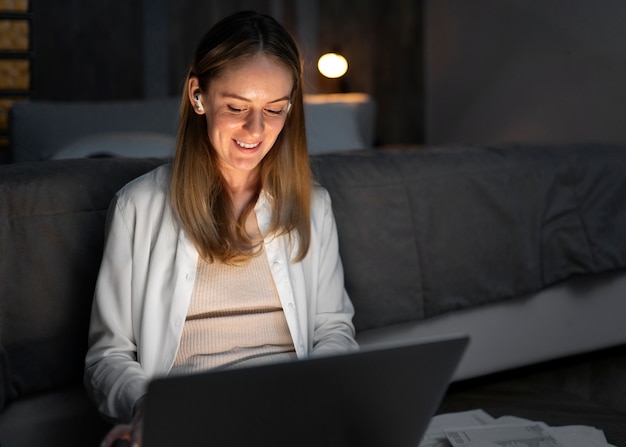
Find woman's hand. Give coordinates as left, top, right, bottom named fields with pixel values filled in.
left=101, top=398, right=145, bottom=447
left=101, top=424, right=133, bottom=447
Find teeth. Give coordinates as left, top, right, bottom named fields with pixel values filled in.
left=236, top=140, right=259, bottom=149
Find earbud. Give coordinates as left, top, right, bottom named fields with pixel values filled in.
left=287, top=101, right=292, bottom=113
left=194, top=93, right=203, bottom=112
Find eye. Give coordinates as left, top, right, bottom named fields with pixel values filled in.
left=227, top=105, right=244, bottom=113
left=265, top=108, right=284, bottom=116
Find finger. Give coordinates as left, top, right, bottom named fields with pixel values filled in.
left=131, top=419, right=144, bottom=447
left=101, top=424, right=132, bottom=447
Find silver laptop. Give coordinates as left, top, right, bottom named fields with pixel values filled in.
left=142, top=333, right=469, bottom=447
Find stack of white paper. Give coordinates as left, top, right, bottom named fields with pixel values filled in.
left=419, top=409, right=616, bottom=447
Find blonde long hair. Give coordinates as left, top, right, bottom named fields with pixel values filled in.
left=171, top=11, right=311, bottom=264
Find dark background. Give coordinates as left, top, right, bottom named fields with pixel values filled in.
left=20, top=0, right=626, bottom=147
left=29, top=0, right=422, bottom=147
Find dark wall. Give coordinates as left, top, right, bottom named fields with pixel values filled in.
left=29, top=0, right=424, bottom=146
left=316, top=0, right=423, bottom=145
left=425, top=0, right=626, bottom=145
left=165, top=1, right=298, bottom=98
left=31, top=1, right=626, bottom=148
left=33, top=1, right=143, bottom=100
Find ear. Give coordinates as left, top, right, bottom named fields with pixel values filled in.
left=188, top=77, right=205, bottom=115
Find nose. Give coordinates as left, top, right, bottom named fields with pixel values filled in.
left=243, top=110, right=264, bottom=137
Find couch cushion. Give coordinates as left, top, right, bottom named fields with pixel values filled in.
left=312, top=150, right=426, bottom=331
left=0, top=386, right=110, bottom=447
left=312, top=144, right=626, bottom=331
left=0, top=158, right=165, bottom=399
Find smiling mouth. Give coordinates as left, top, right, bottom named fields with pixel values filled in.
left=235, top=140, right=260, bottom=149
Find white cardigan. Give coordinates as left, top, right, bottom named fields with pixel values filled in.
left=84, top=165, right=358, bottom=422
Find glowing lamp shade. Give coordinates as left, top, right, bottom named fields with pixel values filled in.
left=317, top=53, right=348, bottom=79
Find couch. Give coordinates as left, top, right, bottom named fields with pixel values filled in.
left=1, top=144, right=626, bottom=446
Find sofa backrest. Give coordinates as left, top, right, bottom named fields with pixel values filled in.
left=312, top=145, right=626, bottom=330
left=0, top=158, right=165, bottom=406
left=2, top=144, right=626, bottom=407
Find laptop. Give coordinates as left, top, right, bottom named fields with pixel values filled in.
left=142, top=333, right=469, bottom=447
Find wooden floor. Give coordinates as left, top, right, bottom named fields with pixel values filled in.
left=437, top=344, right=626, bottom=446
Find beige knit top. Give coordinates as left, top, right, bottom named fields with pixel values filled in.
left=170, top=246, right=297, bottom=376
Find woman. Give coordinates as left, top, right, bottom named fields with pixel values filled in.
left=84, top=10, right=358, bottom=447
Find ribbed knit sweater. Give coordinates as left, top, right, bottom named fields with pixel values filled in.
left=170, top=248, right=296, bottom=375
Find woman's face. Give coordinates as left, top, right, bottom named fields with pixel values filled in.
left=191, top=54, right=293, bottom=186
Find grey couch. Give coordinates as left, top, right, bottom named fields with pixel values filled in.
left=1, top=145, right=626, bottom=446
